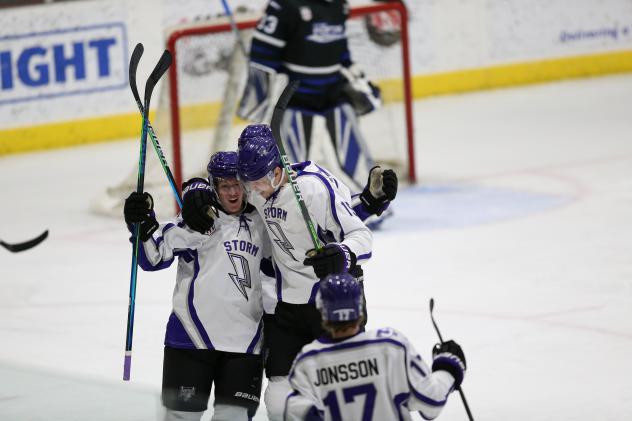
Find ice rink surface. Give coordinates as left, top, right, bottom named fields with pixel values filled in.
left=1, top=74, right=632, bottom=420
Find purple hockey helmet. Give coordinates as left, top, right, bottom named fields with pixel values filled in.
left=237, top=124, right=280, bottom=182
left=207, top=151, right=238, bottom=184
left=316, top=273, right=363, bottom=322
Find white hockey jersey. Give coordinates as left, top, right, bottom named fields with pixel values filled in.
left=247, top=162, right=373, bottom=305
left=137, top=205, right=273, bottom=354
left=285, top=328, right=456, bottom=421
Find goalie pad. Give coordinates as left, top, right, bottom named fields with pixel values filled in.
left=340, top=65, right=382, bottom=116
left=325, top=103, right=374, bottom=190
left=280, top=108, right=314, bottom=163
left=237, top=63, right=276, bottom=122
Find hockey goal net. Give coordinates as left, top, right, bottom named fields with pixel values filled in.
left=93, top=1, right=414, bottom=218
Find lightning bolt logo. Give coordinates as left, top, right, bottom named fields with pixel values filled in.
left=227, top=253, right=252, bottom=300
left=267, top=220, right=298, bottom=262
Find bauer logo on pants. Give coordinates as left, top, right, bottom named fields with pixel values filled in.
left=0, top=23, right=128, bottom=105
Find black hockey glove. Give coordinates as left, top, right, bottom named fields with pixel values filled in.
left=303, top=243, right=356, bottom=279
left=359, top=166, right=398, bottom=216
left=182, top=177, right=216, bottom=234
left=124, top=192, right=159, bottom=241
left=432, top=340, right=466, bottom=389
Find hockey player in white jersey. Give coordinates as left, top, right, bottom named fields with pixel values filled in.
left=284, top=273, right=467, bottom=421
left=123, top=152, right=274, bottom=421
left=237, top=123, right=396, bottom=420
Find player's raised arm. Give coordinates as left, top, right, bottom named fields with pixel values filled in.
left=299, top=166, right=373, bottom=277
left=352, top=165, right=399, bottom=220
left=406, top=337, right=467, bottom=419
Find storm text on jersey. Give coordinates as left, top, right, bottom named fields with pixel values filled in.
left=223, top=240, right=259, bottom=257
left=264, top=206, right=288, bottom=221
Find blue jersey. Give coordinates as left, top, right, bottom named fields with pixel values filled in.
left=249, top=0, right=352, bottom=111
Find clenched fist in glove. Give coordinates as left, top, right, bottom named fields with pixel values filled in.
left=182, top=177, right=216, bottom=234
left=303, top=243, right=356, bottom=279
left=432, top=340, right=466, bottom=389
left=359, top=166, right=398, bottom=216
left=124, top=192, right=159, bottom=241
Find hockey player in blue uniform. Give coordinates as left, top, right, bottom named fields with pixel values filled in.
left=123, top=152, right=273, bottom=421
left=285, top=273, right=466, bottom=421
left=238, top=0, right=382, bottom=191
left=236, top=123, right=396, bottom=420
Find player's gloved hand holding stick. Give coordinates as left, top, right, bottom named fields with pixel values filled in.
left=124, top=192, right=159, bottom=241
left=123, top=44, right=172, bottom=381
left=430, top=298, right=474, bottom=421
left=181, top=178, right=216, bottom=234
left=304, top=243, right=357, bottom=279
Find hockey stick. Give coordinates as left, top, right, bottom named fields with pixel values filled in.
left=270, top=81, right=321, bottom=251
left=429, top=298, right=474, bottom=421
left=124, top=45, right=172, bottom=381
left=128, top=43, right=183, bottom=210
left=219, top=0, right=248, bottom=56
left=0, top=230, right=48, bottom=253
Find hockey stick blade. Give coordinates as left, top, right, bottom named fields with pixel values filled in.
left=128, top=43, right=182, bottom=208
left=429, top=298, right=475, bottom=421
left=143, top=50, right=172, bottom=107
left=129, top=43, right=144, bottom=106
left=0, top=230, right=48, bottom=253
left=429, top=297, right=444, bottom=343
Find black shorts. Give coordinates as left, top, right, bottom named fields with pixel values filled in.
left=264, top=280, right=368, bottom=377
left=263, top=303, right=323, bottom=377
left=161, top=346, right=263, bottom=415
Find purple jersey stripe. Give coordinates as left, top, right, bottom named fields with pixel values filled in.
left=137, top=239, right=174, bottom=271
left=409, top=387, right=447, bottom=407
left=164, top=312, right=195, bottom=348
left=187, top=251, right=214, bottom=349
left=352, top=202, right=372, bottom=221
left=307, top=280, right=320, bottom=304
left=411, top=360, right=427, bottom=377
left=314, top=164, right=340, bottom=188
left=274, top=261, right=283, bottom=302
left=155, top=223, right=176, bottom=246
left=393, top=392, right=410, bottom=421
left=283, top=391, right=300, bottom=421
left=299, top=170, right=345, bottom=239
left=246, top=319, right=264, bottom=354
left=292, top=337, right=406, bottom=368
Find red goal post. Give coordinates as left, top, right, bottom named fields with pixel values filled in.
left=165, top=1, right=416, bottom=195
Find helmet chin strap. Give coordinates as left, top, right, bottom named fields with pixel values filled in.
left=269, top=167, right=284, bottom=190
